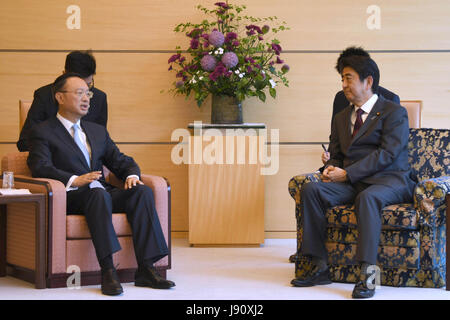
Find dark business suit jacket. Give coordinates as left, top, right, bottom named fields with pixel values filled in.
left=331, top=86, right=400, bottom=123
left=327, top=95, right=413, bottom=189
left=27, top=117, right=138, bottom=186
left=17, top=83, right=108, bottom=152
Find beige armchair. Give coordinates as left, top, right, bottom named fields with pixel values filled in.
left=2, top=152, right=171, bottom=288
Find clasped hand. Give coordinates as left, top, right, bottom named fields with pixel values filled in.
left=72, top=171, right=143, bottom=189
left=322, top=165, right=348, bottom=183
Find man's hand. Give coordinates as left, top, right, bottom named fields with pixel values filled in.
left=124, top=176, right=144, bottom=190
left=72, top=171, right=103, bottom=187
left=321, top=151, right=330, bottom=165
left=322, top=165, right=348, bottom=183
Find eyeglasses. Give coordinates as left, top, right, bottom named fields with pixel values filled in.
left=59, top=89, right=94, bottom=99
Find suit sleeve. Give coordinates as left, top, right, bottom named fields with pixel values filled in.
left=17, top=90, right=49, bottom=152
left=98, top=92, right=108, bottom=127
left=27, top=126, right=75, bottom=185
left=102, top=131, right=140, bottom=181
left=326, top=112, right=345, bottom=169
left=345, top=107, right=409, bottom=183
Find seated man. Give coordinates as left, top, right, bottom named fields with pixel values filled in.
left=290, top=55, right=415, bottom=299
left=290, top=47, right=401, bottom=264
left=17, top=50, right=108, bottom=151
left=323, top=46, right=400, bottom=164
left=27, top=73, right=175, bottom=296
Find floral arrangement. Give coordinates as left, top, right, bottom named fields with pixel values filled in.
left=167, top=1, right=290, bottom=107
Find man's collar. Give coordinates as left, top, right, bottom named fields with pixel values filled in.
left=56, top=113, right=81, bottom=132
left=354, top=94, right=378, bottom=114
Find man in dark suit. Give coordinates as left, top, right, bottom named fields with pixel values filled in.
left=17, top=50, right=108, bottom=152
left=290, top=55, right=415, bottom=299
left=322, top=46, right=400, bottom=164
left=27, top=73, right=175, bottom=296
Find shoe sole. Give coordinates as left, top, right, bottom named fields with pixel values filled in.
left=291, top=279, right=332, bottom=287
left=101, top=288, right=124, bottom=296
left=135, top=280, right=175, bottom=289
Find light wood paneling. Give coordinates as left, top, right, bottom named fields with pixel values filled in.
left=1, top=1, right=449, bottom=50
left=2, top=52, right=448, bottom=144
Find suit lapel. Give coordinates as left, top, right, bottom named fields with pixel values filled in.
left=50, top=117, right=91, bottom=171
left=351, top=96, right=385, bottom=143
left=340, top=106, right=353, bottom=152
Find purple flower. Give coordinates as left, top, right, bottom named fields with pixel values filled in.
left=271, top=43, right=282, bottom=55
left=168, top=53, right=181, bottom=64
left=232, top=40, right=240, bottom=47
left=215, top=2, right=230, bottom=9
left=190, top=38, right=199, bottom=50
left=225, top=32, right=237, bottom=43
left=221, top=52, right=238, bottom=68
left=175, top=80, right=184, bottom=88
left=209, top=30, right=225, bottom=47
left=276, top=56, right=284, bottom=64
left=281, top=64, right=290, bottom=73
left=201, top=55, right=217, bottom=71
left=209, top=62, right=227, bottom=81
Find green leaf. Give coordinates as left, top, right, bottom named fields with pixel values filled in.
left=269, top=88, right=276, bottom=98
left=257, top=90, right=266, bottom=102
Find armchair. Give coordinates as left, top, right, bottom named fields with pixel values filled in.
left=289, top=128, right=449, bottom=287
left=1, top=152, right=171, bottom=288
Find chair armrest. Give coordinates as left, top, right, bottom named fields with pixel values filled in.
left=288, top=172, right=321, bottom=203
left=14, top=175, right=68, bottom=275
left=414, top=176, right=450, bottom=227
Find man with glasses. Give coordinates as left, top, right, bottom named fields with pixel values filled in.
left=27, top=73, right=175, bottom=296
left=17, top=50, right=108, bottom=151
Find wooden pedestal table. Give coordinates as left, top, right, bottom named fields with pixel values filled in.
left=188, top=123, right=266, bottom=247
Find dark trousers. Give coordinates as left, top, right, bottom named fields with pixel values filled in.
left=300, top=181, right=412, bottom=265
left=67, top=184, right=168, bottom=266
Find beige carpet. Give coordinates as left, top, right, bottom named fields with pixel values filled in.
left=0, top=238, right=449, bottom=300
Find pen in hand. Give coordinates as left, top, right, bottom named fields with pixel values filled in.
left=321, top=144, right=328, bottom=152
left=321, top=144, right=330, bottom=165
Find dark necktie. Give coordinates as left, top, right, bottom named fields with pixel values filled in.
left=352, top=108, right=364, bottom=138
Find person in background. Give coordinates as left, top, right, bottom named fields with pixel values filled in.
left=17, top=50, right=108, bottom=151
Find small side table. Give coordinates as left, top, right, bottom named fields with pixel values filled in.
left=0, top=193, right=46, bottom=289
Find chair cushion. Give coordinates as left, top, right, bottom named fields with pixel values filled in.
left=327, top=203, right=417, bottom=230
left=327, top=228, right=420, bottom=248
left=67, top=213, right=132, bottom=239
left=326, top=242, right=420, bottom=269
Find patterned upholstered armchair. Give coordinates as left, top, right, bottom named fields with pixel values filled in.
left=289, top=128, right=449, bottom=287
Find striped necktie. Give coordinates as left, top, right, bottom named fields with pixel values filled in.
left=352, top=108, right=364, bottom=137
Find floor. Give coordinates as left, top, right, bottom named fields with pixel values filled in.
left=0, top=238, right=449, bottom=300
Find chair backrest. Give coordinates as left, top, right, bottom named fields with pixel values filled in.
left=19, top=100, right=32, bottom=130
left=1, top=152, right=31, bottom=176
left=408, top=128, right=450, bottom=181
left=401, top=100, right=422, bottom=129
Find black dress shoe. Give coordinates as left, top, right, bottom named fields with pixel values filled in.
left=352, top=280, right=376, bottom=298
left=352, top=264, right=377, bottom=299
left=101, top=268, right=123, bottom=296
left=135, top=266, right=176, bottom=289
left=291, top=265, right=331, bottom=287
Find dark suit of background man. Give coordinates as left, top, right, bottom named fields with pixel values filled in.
left=17, top=50, right=108, bottom=152
left=27, top=73, right=175, bottom=296
left=290, top=55, right=415, bottom=299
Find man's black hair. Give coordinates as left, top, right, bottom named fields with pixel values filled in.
left=64, top=50, right=96, bottom=78
left=340, top=56, right=380, bottom=94
left=52, top=72, right=84, bottom=102
left=335, top=46, right=370, bottom=73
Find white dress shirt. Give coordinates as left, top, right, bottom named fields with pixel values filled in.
left=350, top=94, right=378, bottom=132
left=56, top=114, right=139, bottom=191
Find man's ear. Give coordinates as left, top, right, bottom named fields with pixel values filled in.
left=55, top=92, right=64, bottom=105
left=365, top=75, right=374, bottom=92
